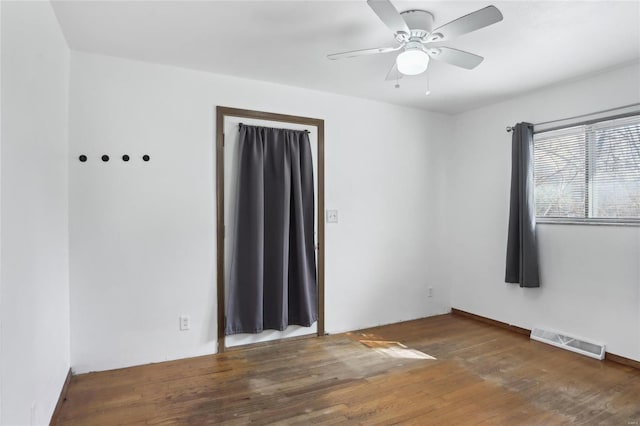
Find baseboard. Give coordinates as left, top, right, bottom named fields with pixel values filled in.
left=604, top=351, right=640, bottom=370
left=451, top=308, right=640, bottom=371
left=49, top=368, right=72, bottom=426
left=450, top=308, right=530, bottom=336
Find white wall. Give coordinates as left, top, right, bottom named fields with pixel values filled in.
left=68, top=52, right=453, bottom=373
left=0, top=2, right=70, bottom=425
left=446, top=63, right=640, bottom=361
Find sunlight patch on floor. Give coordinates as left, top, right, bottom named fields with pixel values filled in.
left=357, top=339, right=436, bottom=360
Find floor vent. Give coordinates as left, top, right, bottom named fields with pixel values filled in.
left=530, top=328, right=605, bottom=360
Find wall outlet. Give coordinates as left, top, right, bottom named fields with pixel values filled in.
left=179, top=315, right=190, bottom=331
left=428, top=287, right=434, bottom=298
left=326, top=209, right=338, bottom=223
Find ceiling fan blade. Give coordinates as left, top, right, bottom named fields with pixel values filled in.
left=327, top=45, right=401, bottom=60
left=427, top=47, right=484, bottom=69
left=367, top=0, right=410, bottom=35
left=426, top=6, right=503, bottom=42
left=385, top=62, right=403, bottom=81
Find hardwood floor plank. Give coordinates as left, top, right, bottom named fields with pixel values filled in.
left=57, top=314, right=640, bottom=425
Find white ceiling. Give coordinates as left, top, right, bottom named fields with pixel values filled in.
left=51, top=0, right=640, bottom=114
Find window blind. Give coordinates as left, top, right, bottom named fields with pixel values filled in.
left=533, top=114, right=640, bottom=222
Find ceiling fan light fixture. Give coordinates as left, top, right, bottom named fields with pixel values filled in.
left=396, top=49, right=430, bottom=75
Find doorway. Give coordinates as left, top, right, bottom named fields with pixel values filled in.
left=216, top=107, right=325, bottom=352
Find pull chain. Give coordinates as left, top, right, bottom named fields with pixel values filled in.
left=425, top=71, right=431, bottom=96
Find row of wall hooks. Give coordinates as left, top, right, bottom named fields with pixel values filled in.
left=79, top=154, right=151, bottom=162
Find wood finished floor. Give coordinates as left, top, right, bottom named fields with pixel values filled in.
left=57, top=314, right=640, bottom=425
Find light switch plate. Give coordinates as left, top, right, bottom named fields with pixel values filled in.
left=326, top=209, right=338, bottom=223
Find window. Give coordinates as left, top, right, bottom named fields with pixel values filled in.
left=534, top=114, right=640, bottom=224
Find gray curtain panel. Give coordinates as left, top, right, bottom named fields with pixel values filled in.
left=225, top=124, right=318, bottom=335
left=505, top=122, right=540, bottom=288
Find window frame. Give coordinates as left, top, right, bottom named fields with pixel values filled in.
left=533, top=113, right=640, bottom=227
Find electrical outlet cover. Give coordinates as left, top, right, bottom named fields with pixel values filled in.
left=179, top=315, right=190, bottom=331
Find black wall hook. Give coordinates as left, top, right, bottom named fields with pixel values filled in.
left=79, top=154, right=150, bottom=163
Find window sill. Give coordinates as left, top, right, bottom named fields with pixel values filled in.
left=536, top=218, right=640, bottom=227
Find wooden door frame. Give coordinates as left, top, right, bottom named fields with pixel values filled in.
left=216, top=106, right=325, bottom=353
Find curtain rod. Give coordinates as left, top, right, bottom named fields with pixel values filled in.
left=505, top=103, right=640, bottom=133
left=239, top=122, right=310, bottom=133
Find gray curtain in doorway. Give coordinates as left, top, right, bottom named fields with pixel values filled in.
left=225, top=124, right=318, bottom=335
left=505, top=122, right=540, bottom=288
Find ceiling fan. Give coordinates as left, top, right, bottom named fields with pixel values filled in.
left=327, top=0, right=503, bottom=82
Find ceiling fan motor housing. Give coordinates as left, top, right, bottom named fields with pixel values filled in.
left=400, top=10, right=434, bottom=40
